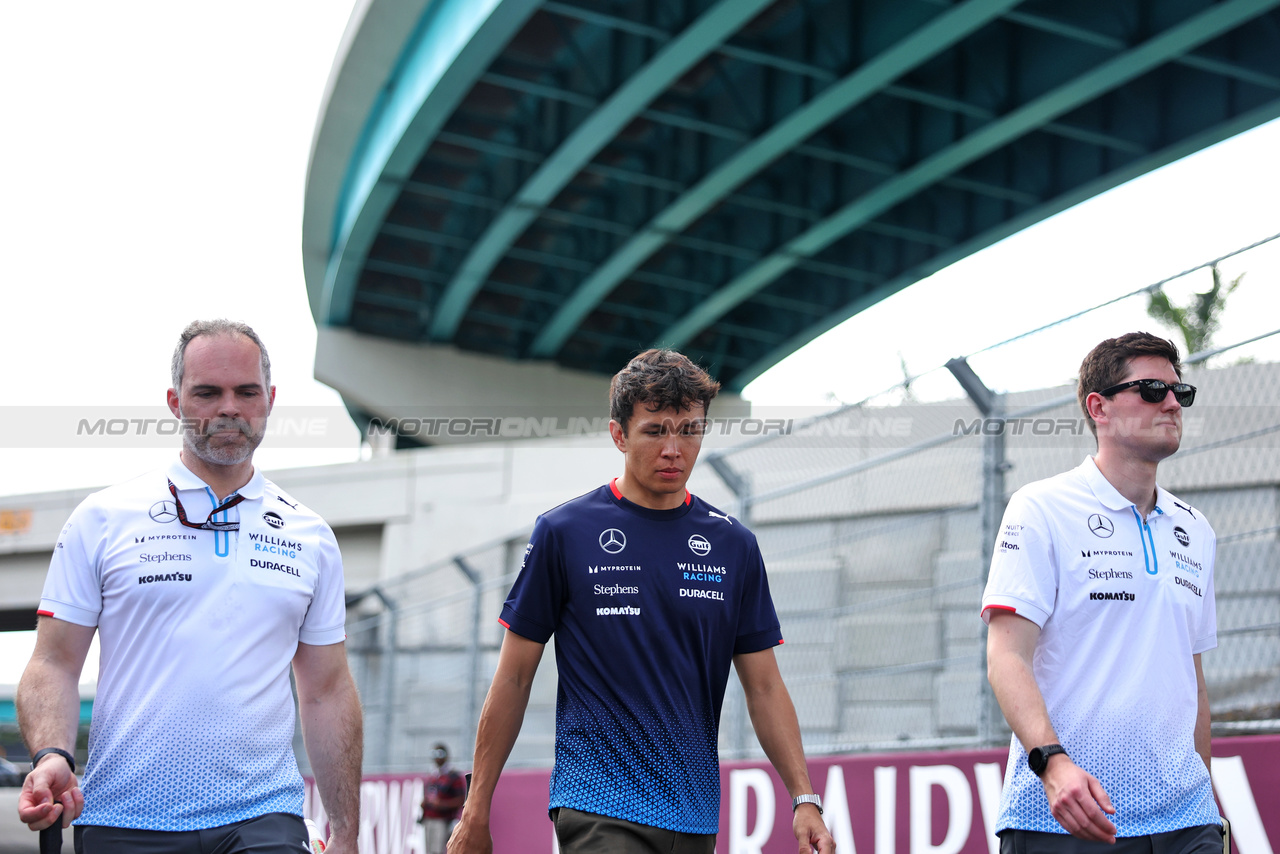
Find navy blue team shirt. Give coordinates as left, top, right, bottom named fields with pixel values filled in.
left=499, top=481, right=783, bottom=834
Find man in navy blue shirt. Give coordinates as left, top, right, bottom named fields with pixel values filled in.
left=450, top=350, right=834, bottom=854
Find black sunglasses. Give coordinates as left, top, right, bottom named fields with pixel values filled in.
left=1098, top=379, right=1196, bottom=407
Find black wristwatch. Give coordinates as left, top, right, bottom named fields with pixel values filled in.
left=1027, top=744, right=1067, bottom=777
left=31, top=747, right=76, bottom=774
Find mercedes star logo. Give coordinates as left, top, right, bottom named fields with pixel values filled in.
left=599, top=528, right=626, bottom=554
left=1087, top=514, right=1114, bottom=538
left=149, top=500, right=178, bottom=523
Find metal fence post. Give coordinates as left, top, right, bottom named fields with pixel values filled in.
left=945, top=358, right=1007, bottom=745
left=361, top=588, right=399, bottom=771
left=454, top=556, right=483, bottom=763
left=706, top=453, right=753, bottom=755
left=978, top=394, right=1007, bottom=744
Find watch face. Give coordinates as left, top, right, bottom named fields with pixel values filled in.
left=1028, top=745, right=1063, bottom=776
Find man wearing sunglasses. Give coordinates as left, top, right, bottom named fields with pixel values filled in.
left=17, top=320, right=363, bottom=854
left=982, top=333, right=1220, bottom=854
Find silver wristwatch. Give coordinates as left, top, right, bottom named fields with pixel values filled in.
left=792, top=793, right=823, bottom=814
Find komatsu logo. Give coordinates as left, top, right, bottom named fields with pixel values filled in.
left=596, top=606, right=641, bottom=616
left=1090, top=591, right=1135, bottom=602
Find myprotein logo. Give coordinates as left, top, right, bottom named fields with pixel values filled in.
left=1081, top=549, right=1133, bottom=558
left=134, top=534, right=196, bottom=544
left=599, top=528, right=626, bottom=554
left=149, top=501, right=178, bottom=523
left=588, top=564, right=642, bottom=574
left=688, top=534, right=711, bottom=556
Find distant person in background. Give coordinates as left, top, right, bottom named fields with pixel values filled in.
left=17, top=319, right=363, bottom=853
left=450, top=349, right=833, bottom=854
left=421, top=743, right=466, bottom=854
left=983, top=332, right=1221, bottom=854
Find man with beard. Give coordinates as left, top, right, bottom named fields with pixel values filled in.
left=17, top=320, right=363, bottom=854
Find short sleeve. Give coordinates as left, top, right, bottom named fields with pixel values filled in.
left=498, top=516, right=565, bottom=644
left=38, top=498, right=108, bottom=627
left=733, top=539, right=782, bottom=655
left=1193, top=526, right=1218, bottom=654
left=299, top=523, right=348, bottom=645
left=981, top=491, right=1058, bottom=627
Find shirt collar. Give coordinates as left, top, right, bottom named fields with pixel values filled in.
left=166, top=456, right=265, bottom=500
left=1079, top=455, right=1170, bottom=517
left=1079, top=455, right=1136, bottom=512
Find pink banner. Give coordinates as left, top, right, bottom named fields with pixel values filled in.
left=307, top=735, right=1280, bottom=854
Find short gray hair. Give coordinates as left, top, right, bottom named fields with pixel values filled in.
left=171, top=319, right=272, bottom=391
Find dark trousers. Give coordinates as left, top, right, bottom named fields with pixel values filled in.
left=1000, top=824, right=1224, bottom=854
left=552, top=807, right=716, bottom=854
left=74, top=812, right=307, bottom=854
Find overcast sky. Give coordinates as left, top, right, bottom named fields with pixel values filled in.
left=1, top=0, right=1277, bottom=507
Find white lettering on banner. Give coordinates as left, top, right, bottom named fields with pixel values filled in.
left=823, top=765, right=857, bottom=854
left=876, top=766, right=897, bottom=854
left=1214, top=755, right=1275, bottom=854
left=910, top=766, right=971, bottom=854
left=973, top=763, right=1004, bottom=854
left=306, top=779, right=427, bottom=854
left=730, top=768, right=776, bottom=854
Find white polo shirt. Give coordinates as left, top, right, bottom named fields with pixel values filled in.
left=981, top=457, right=1219, bottom=836
left=39, top=458, right=347, bottom=831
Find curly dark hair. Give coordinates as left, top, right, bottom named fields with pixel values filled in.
left=1077, top=332, right=1182, bottom=437
left=609, top=349, right=721, bottom=433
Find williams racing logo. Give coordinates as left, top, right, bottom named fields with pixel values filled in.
left=679, top=562, right=725, bottom=583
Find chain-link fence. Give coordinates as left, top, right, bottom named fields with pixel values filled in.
left=340, top=234, right=1280, bottom=773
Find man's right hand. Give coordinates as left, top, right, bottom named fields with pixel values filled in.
left=1042, top=755, right=1117, bottom=843
left=17, top=755, right=83, bottom=832
left=446, top=812, right=492, bottom=854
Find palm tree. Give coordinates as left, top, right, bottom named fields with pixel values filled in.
left=1146, top=264, right=1244, bottom=357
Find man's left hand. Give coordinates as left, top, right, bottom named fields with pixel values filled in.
left=320, top=832, right=357, bottom=854
left=794, top=803, right=835, bottom=854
